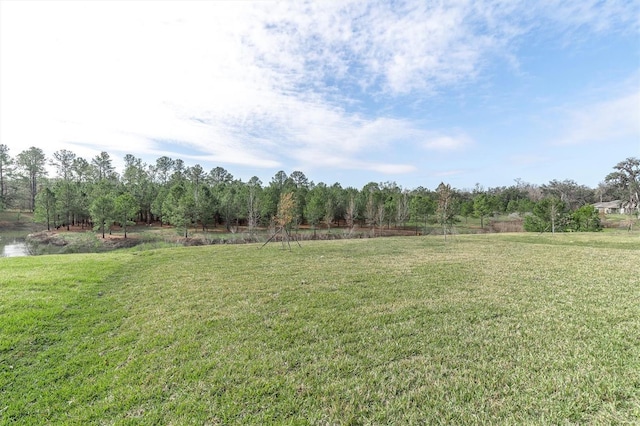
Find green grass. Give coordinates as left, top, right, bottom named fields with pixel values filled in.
left=1, top=233, right=639, bottom=424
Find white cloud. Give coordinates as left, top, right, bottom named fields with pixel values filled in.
left=368, top=163, right=417, bottom=174
left=239, top=1, right=500, bottom=95
left=423, top=132, right=474, bottom=151
left=0, top=0, right=637, bottom=182
left=537, top=0, right=639, bottom=35
left=553, top=90, right=640, bottom=146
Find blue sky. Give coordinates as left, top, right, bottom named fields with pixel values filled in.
left=1, top=0, right=638, bottom=190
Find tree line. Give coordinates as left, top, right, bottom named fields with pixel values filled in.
left=0, top=145, right=637, bottom=236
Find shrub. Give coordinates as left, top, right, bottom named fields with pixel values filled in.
left=524, top=197, right=568, bottom=233
left=570, top=205, right=602, bottom=232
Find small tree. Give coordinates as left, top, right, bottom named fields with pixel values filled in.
left=324, top=194, right=336, bottom=233
left=304, top=185, right=325, bottom=238
left=90, top=194, right=115, bottom=238
left=410, top=194, right=435, bottom=234
left=459, top=200, right=473, bottom=224
left=436, top=183, right=456, bottom=240
left=524, top=197, right=567, bottom=233
left=473, top=194, right=493, bottom=229
left=198, top=186, right=218, bottom=232
left=262, top=192, right=299, bottom=249
left=364, top=190, right=379, bottom=236
left=276, top=192, right=296, bottom=248
left=343, top=191, right=358, bottom=236
left=571, top=205, right=602, bottom=232
left=246, top=176, right=262, bottom=238
left=395, top=190, right=410, bottom=228
left=151, top=187, right=169, bottom=226
left=114, top=192, right=139, bottom=238
left=164, top=188, right=196, bottom=238
left=377, top=201, right=386, bottom=234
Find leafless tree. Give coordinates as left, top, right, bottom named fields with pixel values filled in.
left=396, top=190, right=410, bottom=228
left=436, top=182, right=455, bottom=240
left=247, top=176, right=262, bottom=238
left=344, top=194, right=356, bottom=235
left=377, top=202, right=386, bottom=236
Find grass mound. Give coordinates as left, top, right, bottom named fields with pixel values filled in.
left=1, top=232, right=639, bottom=423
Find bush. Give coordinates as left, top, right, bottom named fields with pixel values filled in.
left=524, top=198, right=568, bottom=233
left=570, top=205, right=602, bottom=232
left=523, top=215, right=546, bottom=232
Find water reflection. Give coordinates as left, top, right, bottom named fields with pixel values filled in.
left=1, top=240, right=30, bottom=257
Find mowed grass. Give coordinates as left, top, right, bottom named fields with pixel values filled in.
left=1, top=233, right=639, bottom=424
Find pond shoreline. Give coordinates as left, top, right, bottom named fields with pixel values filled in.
left=0, top=214, right=46, bottom=257
left=24, top=230, right=145, bottom=255
left=1, top=239, right=29, bottom=257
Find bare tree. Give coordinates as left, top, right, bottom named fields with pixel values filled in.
left=436, top=182, right=456, bottom=240
left=541, top=179, right=594, bottom=210
left=365, top=191, right=377, bottom=236
left=344, top=193, right=356, bottom=235
left=396, top=190, right=410, bottom=228
left=376, top=202, right=386, bottom=236
left=324, top=195, right=335, bottom=233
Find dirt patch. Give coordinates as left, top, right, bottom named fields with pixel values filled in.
left=100, top=235, right=142, bottom=249
left=27, top=230, right=143, bottom=253
left=490, top=219, right=524, bottom=233
left=27, top=231, right=68, bottom=246
left=177, top=237, right=206, bottom=246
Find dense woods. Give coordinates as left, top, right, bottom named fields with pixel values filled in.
left=0, top=144, right=637, bottom=235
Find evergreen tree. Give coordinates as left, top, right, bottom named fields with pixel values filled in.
left=305, top=183, right=326, bottom=236
left=410, top=193, right=436, bottom=233
left=0, top=144, right=13, bottom=210
left=473, top=194, right=493, bottom=229
left=163, top=183, right=196, bottom=238
left=16, top=147, right=47, bottom=211
left=246, top=176, right=262, bottom=237
left=90, top=194, right=115, bottom=238
left=34, top=186, right=57, bottom=230
left=524, top=197, right=567, bottom=233
left=114, top=192, right=139, bottom=238
left=51, top=149, right=77, bottom=230
left=570, top=205, right=602, bottom=232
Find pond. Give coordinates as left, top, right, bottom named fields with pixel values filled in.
left=0, top=215, right=47, bottom=257
left=1, top=239, right=30, bottom=257
left=0, top=226, right=39, bottom=257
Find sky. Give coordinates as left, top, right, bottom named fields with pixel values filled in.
left=1, top=0, right=639, bottom=191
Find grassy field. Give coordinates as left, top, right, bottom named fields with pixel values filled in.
left=1, top=232, right=639, bottom=424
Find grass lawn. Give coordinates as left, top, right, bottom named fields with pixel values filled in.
left=1, top=232, right=639, bottom=424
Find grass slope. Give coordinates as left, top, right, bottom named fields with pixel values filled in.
left=1, top=233, right=639, bottom=424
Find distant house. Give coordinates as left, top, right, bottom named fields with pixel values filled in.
left=593, top=200, right=623, bottom=214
